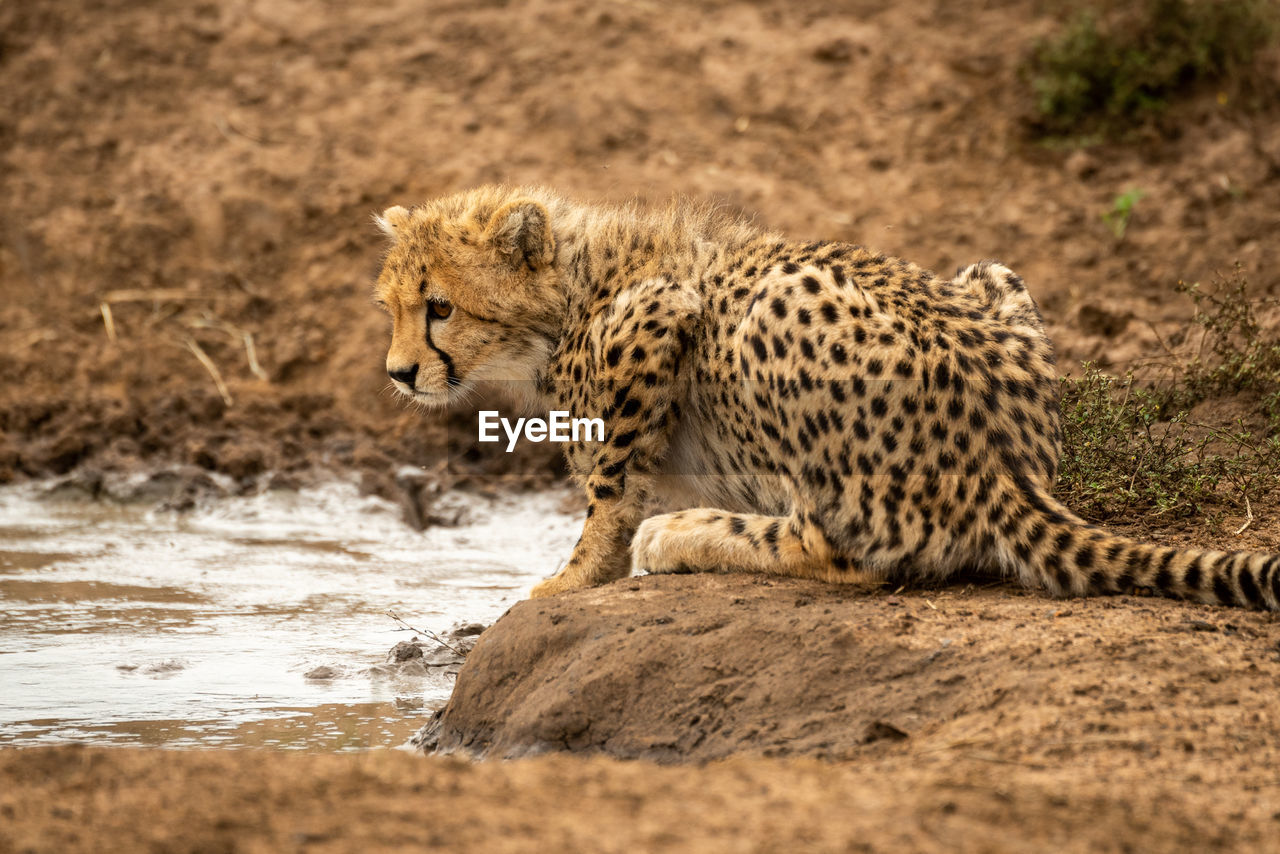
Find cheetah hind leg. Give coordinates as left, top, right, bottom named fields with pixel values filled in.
left=631, top=508, right=874, bottom=585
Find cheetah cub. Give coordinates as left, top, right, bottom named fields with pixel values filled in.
left=373, top=185, right=1279, bottom=610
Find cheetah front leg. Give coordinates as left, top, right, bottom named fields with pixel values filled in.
left=632, top=507, right=875, bottom=585
left=530, top=278, right=700, bottom=598
left=528, top=475, right=646, bottom=598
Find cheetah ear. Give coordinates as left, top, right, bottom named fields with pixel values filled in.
left=485, top=200, right=555, bottom=270
left=374, top=205, right=412, bottom=242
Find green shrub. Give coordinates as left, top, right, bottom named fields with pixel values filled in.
left=1174, top=272, right=1280, bottom=416
left=1056, top=267, right=1280, bottom=522
left=1026, top=0, right=1275, bottom=137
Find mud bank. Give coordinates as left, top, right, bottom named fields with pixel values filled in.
left=421, top=574, right=1280, bottom=769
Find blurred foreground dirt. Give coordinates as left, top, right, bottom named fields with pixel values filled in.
left=4, top=733, right=1280, bottom=854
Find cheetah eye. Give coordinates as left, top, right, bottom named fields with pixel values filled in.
left=427, top=299, right=453, bottom=320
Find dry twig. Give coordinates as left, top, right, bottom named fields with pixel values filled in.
left=385, top=610, right=466, bottom=656
left=1235, top=494, right=1254, bottom=535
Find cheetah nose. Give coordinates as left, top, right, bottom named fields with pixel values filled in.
left=388, top=364, right=419, bottom=387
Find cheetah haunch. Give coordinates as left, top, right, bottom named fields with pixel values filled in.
left=373, top=186, right=1279, bottom=610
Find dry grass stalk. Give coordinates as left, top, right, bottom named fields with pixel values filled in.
left=183, top=336, right=233, bottom=406
left=104, top=288, right=216, bottom=303
left=100, top=302, right=117, bottom=342
left=242, top=332, right=269, bottom=381
left=181, top=313, right=270, bottom=383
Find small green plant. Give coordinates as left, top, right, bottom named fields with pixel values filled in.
left=1101, top=188, right=1145, bottom=239
left=1056, top=267, right=1280, bottom=524
left=1025, top=0, right=1276, bottom=137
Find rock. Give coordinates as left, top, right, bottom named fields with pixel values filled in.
left=862, top=720, right=910, bottom=743
left=100, top=466, right=231, bottom=507
left=304, top=665, right=342, bottom=680
left=42, top=469, right=105, bottom=500
left=389, top=640, right=425, bottom=662
left=388, top=465, right=471, bottom=531
left=384, top=633, right=476, bottom=670
left=423, top=646, right=465, bottom=667
left=812, top=38, right=854, bottom=64
left=143, top=659, right=185, bottom=674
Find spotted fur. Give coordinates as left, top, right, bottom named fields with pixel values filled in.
left=373, top=186, right=1280, bottom=609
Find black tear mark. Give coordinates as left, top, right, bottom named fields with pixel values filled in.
left=424, top=319, right=458, bottom=387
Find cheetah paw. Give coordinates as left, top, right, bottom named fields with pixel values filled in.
left=528, top=574, right=579, bottom=599
left=631, top=515, right=700, bottom=575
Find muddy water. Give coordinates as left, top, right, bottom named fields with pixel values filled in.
left=0, top=481, right=580, bottom=751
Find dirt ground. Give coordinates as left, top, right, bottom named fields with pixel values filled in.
left=8, top=740, right=1278, bottom=854
left=3, top=0, right=1280, bottom=850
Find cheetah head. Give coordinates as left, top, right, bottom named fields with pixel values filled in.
left=372, top=187, right=566, bottom=407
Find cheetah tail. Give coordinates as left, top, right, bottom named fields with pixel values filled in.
left=1005, top=482, right=1280, bottom=611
